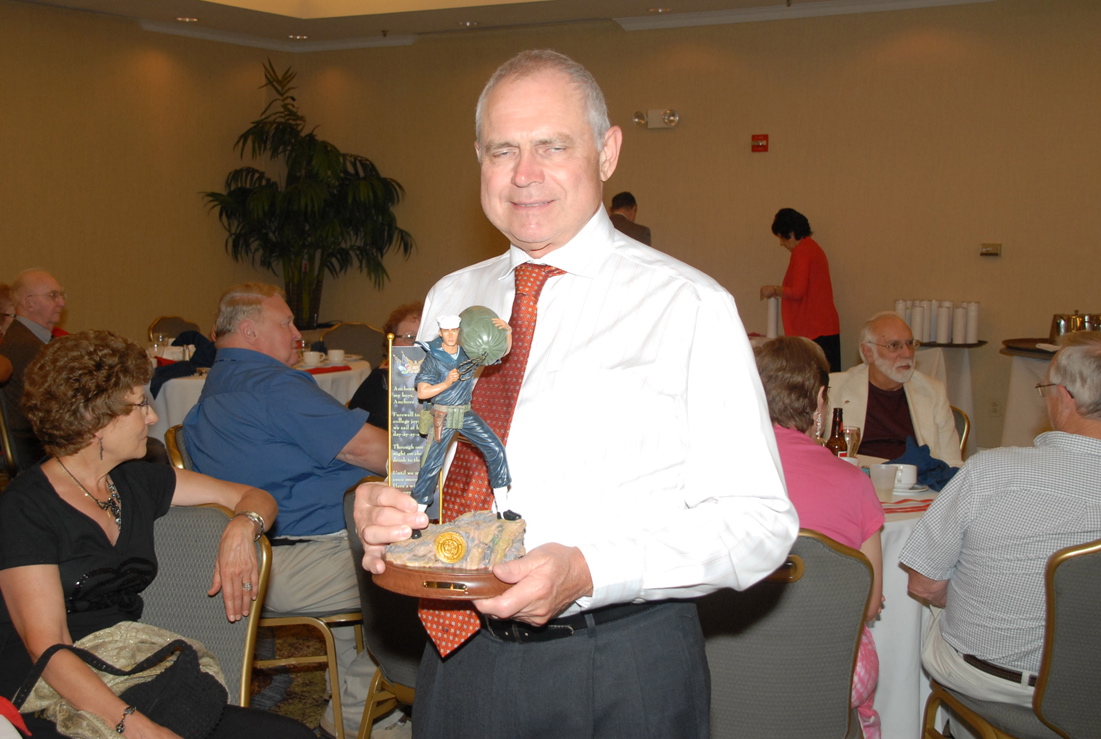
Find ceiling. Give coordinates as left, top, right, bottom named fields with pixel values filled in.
left=16, top=0, right=991, bottom=50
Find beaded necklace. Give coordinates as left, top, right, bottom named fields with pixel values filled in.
left=56, top=457, right=122, bottom=528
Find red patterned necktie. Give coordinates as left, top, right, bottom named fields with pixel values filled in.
left=418, top=263, right=565, bottom=656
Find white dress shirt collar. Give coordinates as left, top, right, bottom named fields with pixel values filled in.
left=504, top=207, right=616, bottom=281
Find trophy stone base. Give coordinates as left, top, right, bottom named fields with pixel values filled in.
left=372, top=511, right=524, bottom=600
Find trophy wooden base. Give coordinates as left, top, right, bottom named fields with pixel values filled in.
left=373, top=562, right=511, bottom=600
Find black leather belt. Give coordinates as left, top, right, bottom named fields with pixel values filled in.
left=963, top=654, right=1038, bottom=687
left=481, top=603, right=654, bottom=644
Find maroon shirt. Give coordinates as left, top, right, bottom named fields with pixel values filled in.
left=859, top=382, right=915, bottom=461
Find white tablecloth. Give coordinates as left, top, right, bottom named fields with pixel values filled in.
left=871, top=494, right=939, bottom=739
left=145, top=360, right=372, bottom=443
left=1000, top=354, right=1052, bottom=448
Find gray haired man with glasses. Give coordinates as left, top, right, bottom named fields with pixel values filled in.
left=828, top=310, right=962, bottom=466
left=0, top=269, right=67, bottom=469
left=900, top=332, right=1101, bottom=709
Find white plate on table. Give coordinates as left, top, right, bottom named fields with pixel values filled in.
left=893, top=484, right=930, bottom=494
left=342, top=353, right=362, bottom=361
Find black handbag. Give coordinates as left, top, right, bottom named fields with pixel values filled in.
left=13, top=624, right=227, bottom=739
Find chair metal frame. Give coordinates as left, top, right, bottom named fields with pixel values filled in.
left=147, top=315, right=200, bottom=342
left=922, top=537, right=1101, bottom=739
left=951, top=405, right=970, bottom=452
left=164, top=424, right=365, bottom=737
left=0, top=391, right=19, bottom=478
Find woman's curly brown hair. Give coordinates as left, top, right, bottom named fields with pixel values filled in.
left=23, top=329, right=153, bottom=457
left=753, top=336, right=830, bottom=432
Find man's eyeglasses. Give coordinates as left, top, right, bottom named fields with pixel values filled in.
left=29, top=290, right=66, bottom=301
left=392, top=334, right=417, bottom=342
left=870, top=339, right=921, bottom=353
left=128, top=399, right=151, bottom=415
left=1035, top=382, right=1073, bottom=399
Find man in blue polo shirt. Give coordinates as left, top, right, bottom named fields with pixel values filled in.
left=183, top=282, right=387, bottom=737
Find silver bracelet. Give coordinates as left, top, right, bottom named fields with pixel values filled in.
left=234, top=510, right=266, bottom=541
left=115, top=704, right=136, bottom=733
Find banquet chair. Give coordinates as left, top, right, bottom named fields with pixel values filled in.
left=922, top=537, right=1101, bottom=739
left=165, top=424, right=195, bottom=471
left=142, top=504, right=269, bottom=706
left=164, top=425, right=364, bottom=738
left=0, top=393, right=20, bottom=478
left=342, top=484, right=424, bottom=739
left=699, top=529, right=871, bottom=739
left=321, top=322, right=386, bottom=369
left=148, top=315, right=200, bottom=342
left=951, top=405, right=970, bottom=452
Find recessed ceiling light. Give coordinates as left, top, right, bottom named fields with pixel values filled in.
left=175, top=17, right=199, bottom=22
left=288, top=34, right=308, bottom=40
left=458, top=20, right=479, bottom=28
left=649, top=8, right=672, bottom=13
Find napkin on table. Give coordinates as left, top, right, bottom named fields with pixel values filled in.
left=306, top=365, right=351, bottom=375
left=889, top=437, right=958, bottom=492
left=150, top=331, right=218, bottom=398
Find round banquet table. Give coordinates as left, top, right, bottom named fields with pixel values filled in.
left=871, top=491, right=939, bottom=739
left=144, top=359, right=372, bottom=443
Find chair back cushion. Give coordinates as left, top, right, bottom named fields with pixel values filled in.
left=142, top=505, right=261, bottom=706
left=1035, top=538, right=1101, bottom=738
left=322, top=323, right=385, bottom=369
left=148, top=317, right=200, bottom=343
left=699, top=531, right=871, bottom=739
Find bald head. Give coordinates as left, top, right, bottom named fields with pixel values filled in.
left=11, top=269, right=65, bottom=330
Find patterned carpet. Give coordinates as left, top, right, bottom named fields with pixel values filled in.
left=251, top=626, right=330, bottom=729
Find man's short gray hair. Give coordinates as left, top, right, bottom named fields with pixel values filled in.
left=213, top=283, right=284, bottom=338
left=858, top=311, right=910, bottom=364
left=1049, top=332, right=1101, bottom=420
left=475, top=49, right=610, bottom=155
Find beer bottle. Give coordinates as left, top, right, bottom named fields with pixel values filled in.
left=825, top=408, right=848, bottom=457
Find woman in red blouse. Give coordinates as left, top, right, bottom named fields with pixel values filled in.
left=760, top=208, right=842, bottom=371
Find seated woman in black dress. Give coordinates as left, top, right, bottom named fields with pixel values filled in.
left=0, top=330, right=312, bottom=739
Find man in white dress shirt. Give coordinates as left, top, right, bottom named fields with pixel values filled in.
left=353, top=50, right=797, bottom=737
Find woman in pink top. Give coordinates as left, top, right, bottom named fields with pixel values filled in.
left=755, top=336, right=885, bottom=739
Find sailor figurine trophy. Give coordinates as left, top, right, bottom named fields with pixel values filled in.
left=373, top=306, right=526, bottom=599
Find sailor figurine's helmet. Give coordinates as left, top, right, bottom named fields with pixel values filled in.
left=459, top=306, right=509, bottom=366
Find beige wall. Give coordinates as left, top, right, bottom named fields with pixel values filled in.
left=2, top=0, right=1097, bottom=447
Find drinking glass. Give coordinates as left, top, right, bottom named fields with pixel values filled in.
left=843, top=426, right=862, bottom=458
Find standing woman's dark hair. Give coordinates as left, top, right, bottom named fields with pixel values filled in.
left=771, top=208, right=813, bottom=241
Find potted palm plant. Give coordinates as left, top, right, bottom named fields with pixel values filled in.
left=204, top=61, right=413, bottom=329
